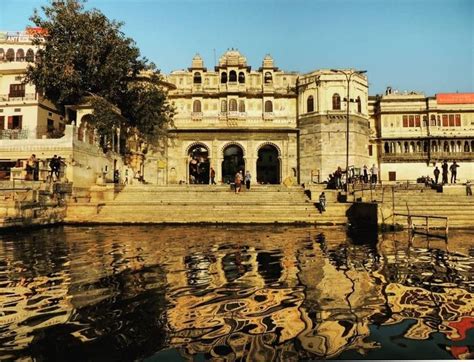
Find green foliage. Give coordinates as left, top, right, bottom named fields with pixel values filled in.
left=25, top=0, right=173, bottom=152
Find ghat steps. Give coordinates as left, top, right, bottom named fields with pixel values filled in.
left=66, top=185, right=349, bottom=224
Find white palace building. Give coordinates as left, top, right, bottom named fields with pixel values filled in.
left=1, top=30, right=473, bottom=186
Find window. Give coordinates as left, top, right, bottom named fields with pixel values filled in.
left=221, top=72, right=227, bottom=83
left=415, top=115, right=420, bottom=127
left=455, top=114, right=461, bottom=126
left=26, top=49, right=34, bottom=62
left=16, top=49, right=25, bottom=61
left=430, top=115, right=436, bottom=126
left=384, top=142, right=389, bottom=153
left=0, top=116, right=4, bottom=130
left=193, top=72, right=202, bottom=84
left=264, top=100, right=273, bottom=113
left=409, top=115, right=414, bottom=127
left=442, top=115, right=448, bottom=127
left=0, top=48, right=4, bottom=61
left=357, top=96, right=362, bottom=113
left=368, top=145, right=373, bottom=156
left=264, top=72, right=272, bottom=84
left=449, top=114, right=455, bottom=127
left=193, top=100, right=201, bottom=113
left=9, top=84, right=25, bottom=98
left=388, top=171, right=396, bottom=181
left=332, top=93, right=341, bottom=110
left=238, top=72, right=245, bottom=83
left=6, top=48, right=14, bottom=61
left=7, top=116, right=22, bottom=129
left=238, top=100, right=245, bottom=112
left=229, top=99, right=237, bottom=112
left=221, top=100, right=227, bottom=112
left=229, top=70, right=237, bottom=82
left=307, top=96, right=314, bottom=113
left=403, top=115, right=408, bottom=127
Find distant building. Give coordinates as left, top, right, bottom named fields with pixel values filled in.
left=370, top=90, right=474, bottom=182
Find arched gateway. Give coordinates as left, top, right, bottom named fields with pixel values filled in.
left=257, top=144, right=280, bottom=184
left=222, top=145, right=245, bottom=183
left=188, top=144, right=210, bottom=184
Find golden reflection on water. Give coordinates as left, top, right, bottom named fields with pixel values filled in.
left=0, top=226, right=472, bottom=360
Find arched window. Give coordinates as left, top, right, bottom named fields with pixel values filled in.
left=221, top=100, right=227, bottom=112
left=471, top=141, right=474, bottom=152
left=443, top=141, right=449, bottom=152
left=416, top=141, right=421, bottom=152
left=423, top=141, right=428, bottom=153
left=410, top=142, right=415, bottom=153
left=229, top=70, right=237, bottom=82
left=238, top=100, right=245, bottom=112
left=25, top=49, right=34, bottom=62
left=229, top=99, right=237, bottom=112
left=221, top=72, right=227, bottom=83
left=384, top=142, right=389, bottom=153
left=193, top=100, right=201, bottom=113
left=404, top=142, right=409, bottom=153
left=357, top=96, right=362, bottom=113
left=6, top=48, right=14, bottom=61
left=16, top=49, right=25, bottom=61
left=264, top=72, right=272, bottom=84
left=464, top=141, right=470, bottom=152
left=0, top=49, right=5, bottom=61
left=332, top=93, right=341, bottom=110
left=307, top=96, right=314, bottom=113
left=264, top=100, right=273, bottom=113
left=238, top=72, right=245, bottom=83
left=193, top=72, right=202, bottom=84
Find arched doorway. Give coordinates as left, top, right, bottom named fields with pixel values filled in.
left=257, top=144, right=280, bottom=184
left=222, top=144, right=245, bottom=183
left=188, top=144, right=210, bottom=184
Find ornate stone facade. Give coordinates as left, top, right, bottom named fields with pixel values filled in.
left=163, top=50, right=370, bottom=185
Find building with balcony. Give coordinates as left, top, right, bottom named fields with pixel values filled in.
left=162, top=50, right=371, bottom=185
left=370, top=90, right=474, bottom=182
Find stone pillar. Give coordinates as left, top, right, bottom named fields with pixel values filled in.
left=183, top=157, right=189, bottom=184
left=216, top=157, right=223, bottom=183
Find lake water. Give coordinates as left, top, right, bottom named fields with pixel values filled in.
left=0, top=225, right=473, bottom=361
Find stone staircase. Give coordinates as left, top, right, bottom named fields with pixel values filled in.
left=352, top=186, right=474, bottom=228
left=66, top=184, right=350, bottom=225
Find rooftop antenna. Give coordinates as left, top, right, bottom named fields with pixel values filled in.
left=213, top=48, right=216, bottom=68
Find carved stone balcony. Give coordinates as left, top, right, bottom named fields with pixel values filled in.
left=191, top=112, right=203, bottom=121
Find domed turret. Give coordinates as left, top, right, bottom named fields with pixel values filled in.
left=191, top=53, right=204, bottom=69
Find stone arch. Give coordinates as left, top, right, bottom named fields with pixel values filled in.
left=16, top=48, right=25, bottom=61
left=185, top=141, right=210, bottom=156
left=187, top=142, right=211, bottom=184
left=256, top=143, right=281, bottom=184
left=221, top=142, right=246, bottom=184
left=256, top=141, right=282, bottom=156
left=220, top=141, right=246, bottom=157
left=25, top=49, right=34, bottom=62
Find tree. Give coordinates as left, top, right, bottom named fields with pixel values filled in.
left=25, top=0, right=173, bottom=153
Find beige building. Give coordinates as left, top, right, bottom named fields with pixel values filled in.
left=370, top=90, right=474, bottom=182
left=162, top=50, right=371, bottom=186
left=2, top=34, right=473, bottom=187
left=0, top=30, right=123, bottom=186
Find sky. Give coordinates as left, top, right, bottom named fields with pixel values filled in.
left=1, top=0, right=473, bottom=96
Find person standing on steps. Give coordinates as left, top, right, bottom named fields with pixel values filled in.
left=234, top=171, right=242, bottom=193
left=433, top=166, right=440, bottom=184
left=465, top=180, right=472, bottom=196
left=244, top=170, right=251, bottom=190
left=450, top=161, right=459, bottom=184
left=441, top=160, right=449, bottom=184
left=210, top=167, right=216, bottom=185
left=318, top=192, right=326, bottom=213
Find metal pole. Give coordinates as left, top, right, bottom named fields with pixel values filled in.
left=346, top=73, right=350, bottom=191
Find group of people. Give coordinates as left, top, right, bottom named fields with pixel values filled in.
left=329, top=164, right=379, bottom=189
left=432, top=161, right=460, bottom=184
left=189, top=156, right=208, bottom=184
left=234, top=170, right=251, bottom=193
left=25, top=154, right=62, bottom=181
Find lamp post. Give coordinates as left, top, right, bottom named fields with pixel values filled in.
left=330, top=69, right=367, bottom=190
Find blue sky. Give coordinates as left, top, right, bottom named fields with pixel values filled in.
left=1, top=0, right=473, bottom=95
